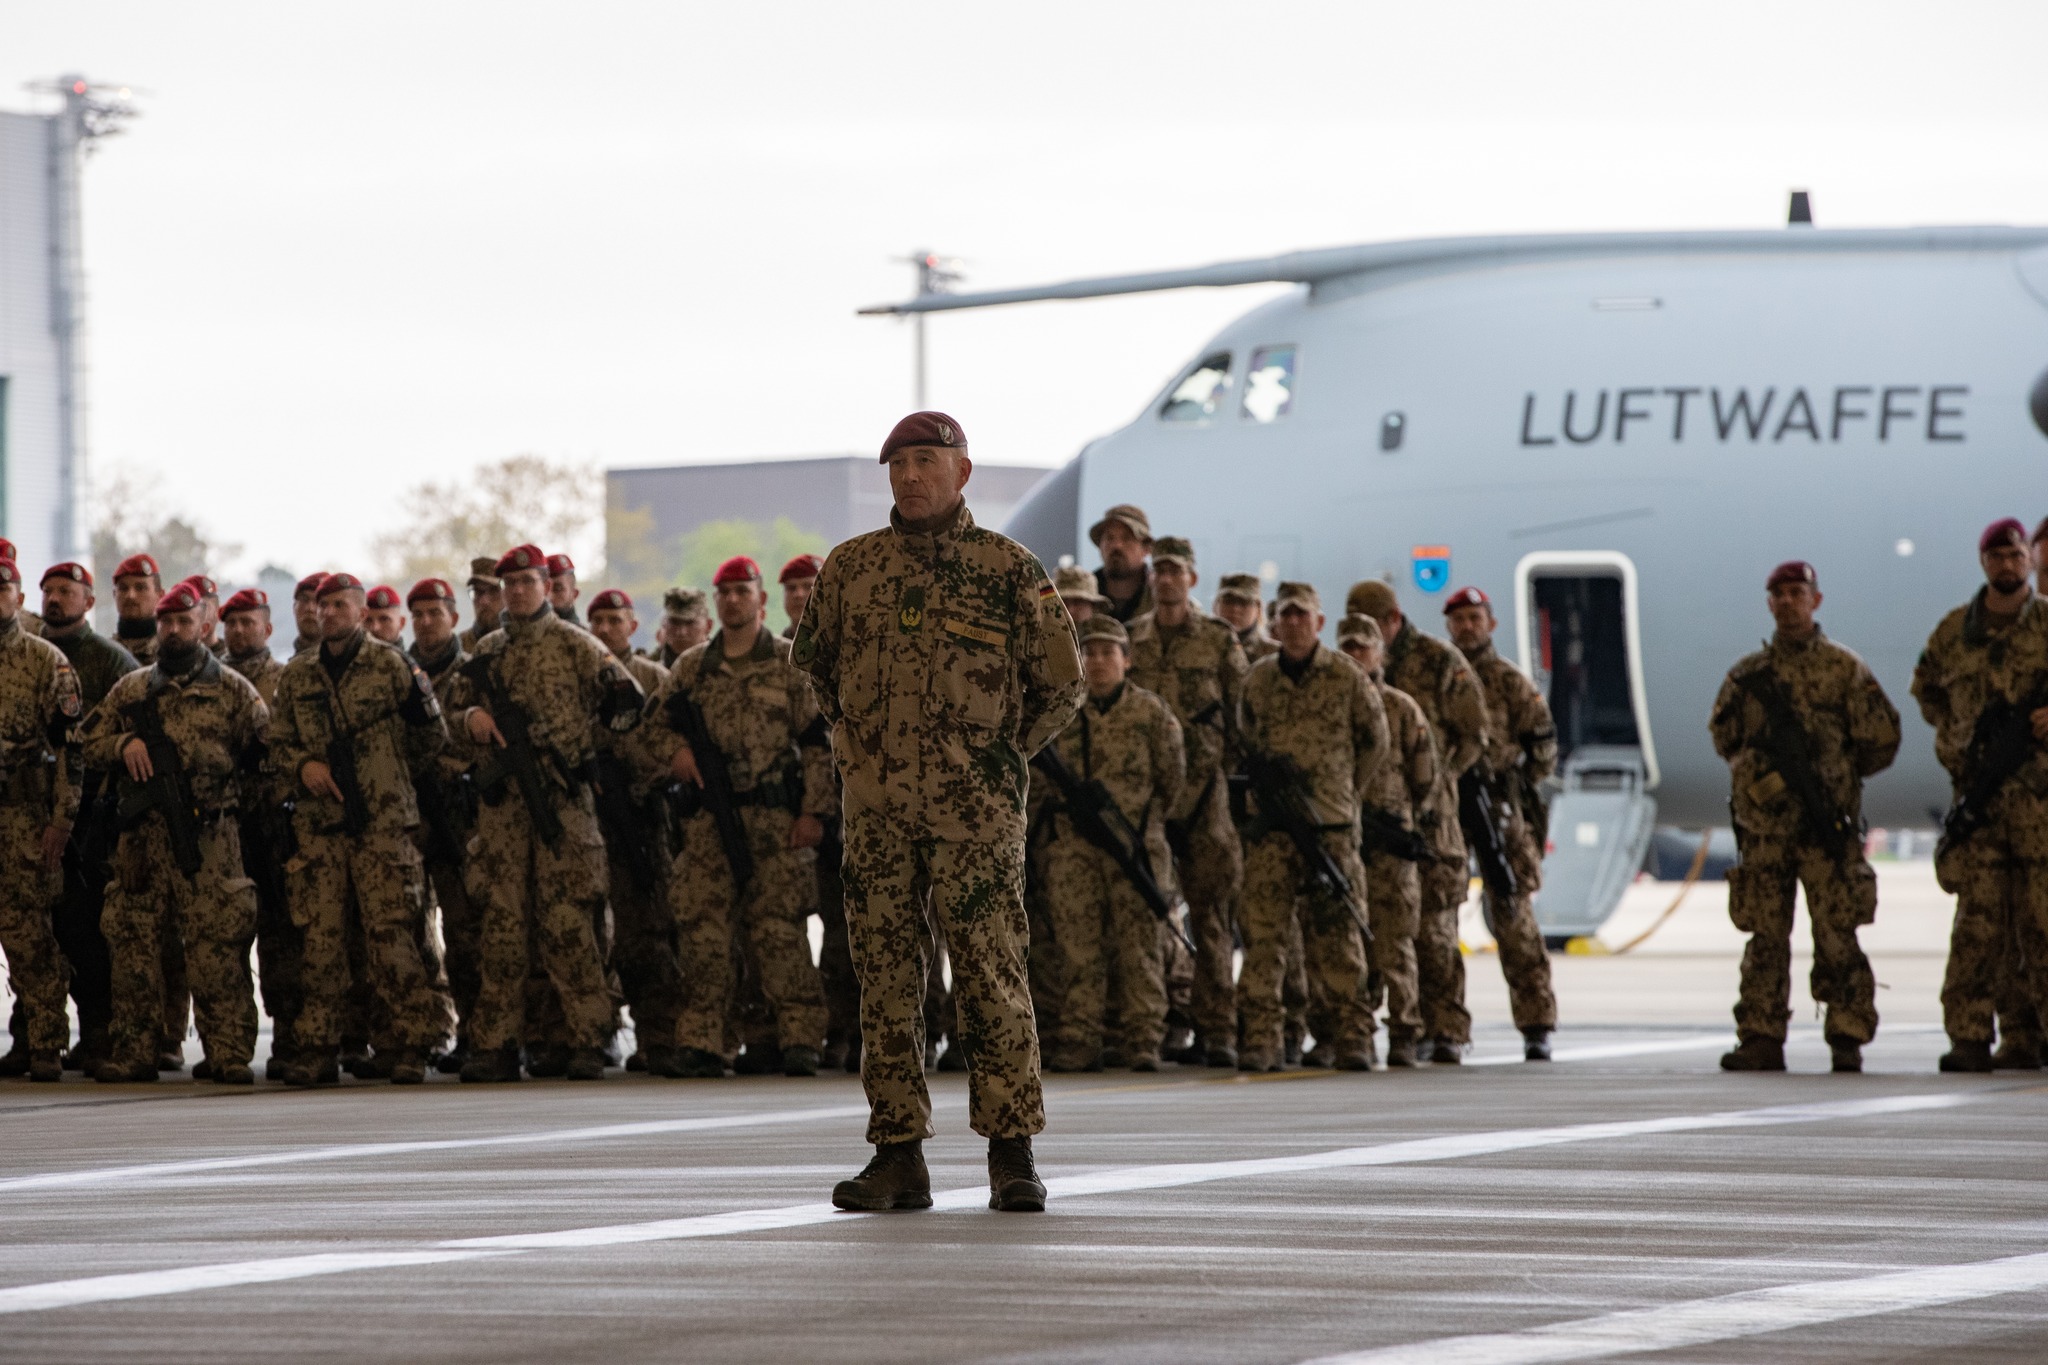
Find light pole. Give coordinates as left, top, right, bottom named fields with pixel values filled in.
left=899, top=250, right=961, bottom=409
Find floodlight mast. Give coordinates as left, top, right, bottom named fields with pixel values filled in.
left=893, top=250, right=961, bottom=409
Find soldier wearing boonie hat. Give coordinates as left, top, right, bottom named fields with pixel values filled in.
left=1088, top=503, right=1155, bottom=624
left=1126, top=532, right=1250, bottom=1067
left=1212, top=571, right=1276, bottom=662
left=657, top=586, right=712, bottom=666
left=461, top=556, right=505, bottom=655
left=1053, top=563, right=1108, bottom=622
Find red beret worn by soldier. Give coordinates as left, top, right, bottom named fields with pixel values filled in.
left=114, top=553, right=161, bottom=582
left=220, top=588, right=268, bottom=616
left=713, top=556, right=762, bottom=586
left=0, top=537, right=13, bottom=561
left=364, top=586, right=402, bottom=611
left=317, top=572, right=364, bottom=599
left=877, top=410, right=967, bottom=463
left=0, top=560, right=18, bottom=586
left=1767, top=561, right=1818, bottom=591
left=41, top=562, right=91, bottom=589
left=1443, top=586, right=1490, bottom=614
left=778, top=554, right=823, bottom=584
left=295, top=571, right=330, bottom=600
left=587, top=588, right=632, bottom=613
left=1981, top=518, right=2028, bottom=555
left=179, top=574, right=218, bottom=600
left=406, top=578, right=456, bottom=606
left=155, top=581, right=203, bottom=616
left=546, top=553, right=575, bottom=579
left=495, top=544, right=546, bottom=577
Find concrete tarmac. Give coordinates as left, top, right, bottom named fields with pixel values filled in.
left=3, top=863, right=2046, bottom=1363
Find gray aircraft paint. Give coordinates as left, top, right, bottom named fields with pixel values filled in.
left=873, top=228, right=2048, bottom=830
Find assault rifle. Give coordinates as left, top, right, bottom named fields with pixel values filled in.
left=1457, top=769, right=1518, bottom=904
left=1937, top=678, right=2048, bottom=861
left=663, top=688, right=753, bottom=892
left=114, top=692, right=203, bottom=877
left=1237, top=743, right=1364, bottom=942
left=593, top=749, right=659, bottom=894
left=1030, top=744, right=1192, bottom=951
left=1358, top=805, right=1431, bottom=864
left=1737, top=668, right=1860, bottom=862
left=316, top=695, right=371, bottom=837
left=461, top=656, right=564, bottom=845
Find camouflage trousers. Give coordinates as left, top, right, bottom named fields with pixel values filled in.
left=0, top=804, right=69, bottom=1054
left=1416, top=858, right=1472, bottom=1044
left=672, top=807, right=826, bottom=1055
left=1025, top=845, right=1062, bottom=1040
left=1994, top=905, right=2042, bottom=1049
left=1938, top=832, right=2048, bottom=1047
left=815, top=827, right=861, bottom=1053
left=247, top=814, right=303, bottom=1061
left=1480, top=820, right=1557, bottom=1030
left=607, top=836, right=685, bottom=1056
left=1042, top=829, right=1168, bottom=1059
left=842, top=811, right=1041, bottom=1144
left=1727, top=837, right=1879, bottom=1043
left=1362, top=850, right=1422, bottom=1042
left=1239, top=829, right=1371, bottom=1061
left=469, top=790, right=614, bottom=1053
left=288, top=823, right=443, bottom=1053
left=1173, top=777, right=1243, bottom=1048
left=425, top=847, right=483, bottom=1049
left=103, top=817, right=259, bottom=1068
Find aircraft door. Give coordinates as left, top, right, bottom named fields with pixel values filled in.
left=1512, top=552, right=1659, bottom=944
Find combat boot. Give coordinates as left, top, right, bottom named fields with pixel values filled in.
left=1299, top=1043, right=1332, bottom=1069
left=1128, top=1051, right=1162, bottom=1072
left=564, top=1046, right=609, bottom=1081
left=987, top=1136, right=1046, bottom=1212
left=1236, top=1048, right=1279, bottom=1073
left=1334, top=1047, right=1373, bottom=1072
left=625, top=1049, right=647, bottom=1073
left=1719, top=1034, right=1786, bottom=1072
left=157, top=1046, right=185, bottom=1072
left=1045, top=1046, right=1101, bottom=1073
left=95, top=1058, right=157, bottom=1084
left=264, top=1050, right=292, bottom=1082
left=819, top=1039, right=849, bottom=1071
left=783, top=1045, right=821, bottom=1077
left=1991, top=1039, right=2043, bottom=1071
left=434, top=1046, right=468, bottom=1076
left=459, top=1045, right=523, bottom=1083
left=1384, top=1038, right=1418, bottom=1068
left=831, top=1140, right=932, bottom=1211
left=213, top=1061, right=256, bottom=1086
left=1203, top=1042, right=1238, bottom=1068
left=936, top=1039, right=969, bottom=1072
left=1523, top=1027, right=1553, bottom=1062
left=28, top=1050, right=62, bottom=1083
left=192, top=1059, right=213, bottom=1081
left=673, top=1047, right=726, bottom=1079
left=525, top=1044, right=570, bottom=1078
left=280, top=1055, right=341, bottom=1088
left=0, top=1041, right=28, bottom=1077
left=643, top=1044, right=683, bottom=1078
left=388, top=1048, right=428, bottom=1085
left=1430, top=1038, right=1464, bottom=1065
left=1827, top=1036, right=1862, bottom=1074
left=1938, top=1039, right=1995, bottom=1073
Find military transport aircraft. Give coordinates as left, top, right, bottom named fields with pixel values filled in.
left=861, top=209, right=2048, bottom=936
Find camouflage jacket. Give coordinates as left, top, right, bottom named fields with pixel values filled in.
left=270, top=629, right=447, bottom=834
left=47, top=625, right=140, bottom=712
left=1384, top=623, right=1489, bottom=780
left=1713, top=626, right=1901, bottom=839
left=604, top=646, right=669, bottom=774
left=1127, top=608, right=1247, bottom=820
left=225, top=646, right=285, bottom=707
left=1365, top=678, right=1439, bottom=831
left=82, top=652, right=268, bottom=814
left=638, top=628, right=834, bottom=816
left=448, top=607, right=642, bottom=786
left=1032, top=681, right=1185, bottom=841
left=113, top=620, right=160, bottom=666
left=1912, top=589, right=2048, bottom=787
left=1235, top=625, right=1279, bottom=665
left=1460, top=641, right=1558, bottom=787
left=1095, top=564, right=1155, bottom=624
left=0, top=619, right=83, bottom=823
left=20, top=608, right=43, bottom=637
left=794, top=501, right=1084, bottom=843
left=1242, top=645, right=1390, bottom=828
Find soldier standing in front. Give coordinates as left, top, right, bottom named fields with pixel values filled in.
left=796, top=411, right=1083, bottom=1213
left=1710, top=560, right=1899, bottom=1073
left=1913, top=520, right=2048, bottom=1073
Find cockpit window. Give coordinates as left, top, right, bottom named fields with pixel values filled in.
left=1158, top=352, right=1232, bottom=423
left=1241, top=345, right=1296, bottom=423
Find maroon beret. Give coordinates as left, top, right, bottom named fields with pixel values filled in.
left=295, top=571, right=330, bottom=599
left=0, top=537, right=12, bottom=561
left=1442, top=586, right=1490, bottom=614
left=713, top=555, right=762, bottom=587
left=546, top=553, right=575, bottom=577
left=495, top=544, right=547, bottom=576
left=41, top=562, right=92, bottom=589
left=155, top=582, right=202, bottom=616
left=1980, top=519, right=2028, bottom=555
left=221, top=588, right=269, bottom=616
left=878, top=410, right=967, bottom=464
left=1766, top=560, right=1818, bottom=591
left=364, top=585, right=402, bottom=610
left=317, top=572, right=364, bottom=600
left=778, top=553, right=823, bottom=584
left=177, top=573, right=218, bottom=601
left=588, top=588, right=632, bottom=613
left=0, top=560, right=19, bottom=587
left=113, top=553, right=160, bottom=581
left=406, top=577, right=456, bottom=606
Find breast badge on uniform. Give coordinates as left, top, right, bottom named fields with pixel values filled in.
left=898, top=586, right=925, bottom=634
left=1411, top=545, right=1450, bottom=593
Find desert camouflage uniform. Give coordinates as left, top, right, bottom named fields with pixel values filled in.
left=269, top=630, right=449, bottom=1060
left=223, top=644, right=303, bottom=1064
left=83, top=655, right=267, bottom=1069
left=1094, top=566, right=1155, bottom=626
left=1238, top=645, right=1388, bottom=1064
left=1911, top=590, right=2048, bottom=1047
left=1031, top=681, right=1183, bottom=1064
left=0, top=621, right=82, bottom=1057
left=114, top=620, right=159, bottom=667
left=795, top=501, right=1083, bottom=1143
left=111, top=622, right=182, bottom=1054
left=638, top=629, right=830, bottom=1058
left=1128, top=608, right=1246, bottom=1054
left=597, top=646, right=686, bottom=1062
left=1383, top=622, right=1489, bottom=1046
left=408, top=638, right=487, bottom=1053
left=1358, top=679, right=1436, bottom=1045
left=1461, top=639, right=1560, bottom=1032
left=1711, top=627, right=1899, bottom=1046
left=448, top=608, right=643, bottom=1055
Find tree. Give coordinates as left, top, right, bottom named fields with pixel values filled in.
left=90, top=466, right=242, bottom=630
left=370, top=454, right=602, bottom=592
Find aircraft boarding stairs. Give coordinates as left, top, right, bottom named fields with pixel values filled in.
left=1530, top=744, right=1657, bottom=947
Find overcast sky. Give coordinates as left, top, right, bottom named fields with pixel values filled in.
left=8, top=1, right=2048, bottom=579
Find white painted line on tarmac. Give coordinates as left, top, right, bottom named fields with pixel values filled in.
left=1464, top=1035, right=1730, bottom=1066
left=0, top=1105, right=877, bottom=1193
left=0, top=1089, right=1984, bottom=1314
left=1299, top=1248, right=2048, bottom=1365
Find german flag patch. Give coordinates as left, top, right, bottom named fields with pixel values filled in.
left=1037, top=582, right=1056, bottom=601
